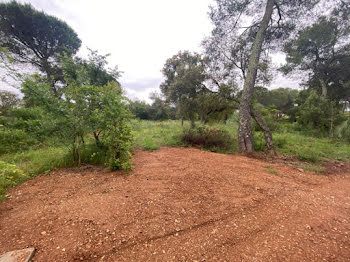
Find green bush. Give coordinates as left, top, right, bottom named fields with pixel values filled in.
left=335, top=119, right=350, bottom=142
left=0, top=128, right=38, bottom=154
left=297, top=91, right=345, bottom=134
left=181, top=125, right=234, bottom=152
left=141, top=138, right=161, bottom=151
left=0, top=161, right=27, bottom=200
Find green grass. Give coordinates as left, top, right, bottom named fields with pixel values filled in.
left=131, top=119, right=187, bottom=149
left=0, top=146, right=74, bottom=201
left=132, top=119, right=350, bottom=163
left=1, top=118, right=349, bottom=201
left=273, top=132, right=350, bottom=162
left=131, top=118, right=239, bottom=151
left=0, top=146, right=74, bottom=178
left=263, top=165, right=281, bottom=176
left=298, top=163, right=325, bottom=173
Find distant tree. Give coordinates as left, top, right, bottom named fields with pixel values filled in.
left=255, top=87, right=299, bottom=114
left=160, top=51, right=207, bottom=127
left=197, top=83, right=238, bottom=124
left=0, top=90, right=21, bottom=116
left=207, top=0, right=321, bottom=153
left=297, top=90, right=344, bottom=135
left=148, top=92, right=176, bottom=121
left=0, top=1, right=81, bottom=95
left=282, top=6, right=350, bottom=99
left=130, top=100, right=152, bottom=120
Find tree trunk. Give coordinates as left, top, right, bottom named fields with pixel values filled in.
left=190, top=117, right=195, bottom=128
left=238, top=0, right=275, bottom=153
left=320, top=79, right=327, bottom=97
left=250, top=107, right=276, bottom=154
left=181, top=117, right=184, bottom=126
left=93, top=131, right=102, bottom=148
left=329, top=102, right=334, bottom=138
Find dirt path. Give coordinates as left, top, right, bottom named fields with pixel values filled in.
left=0, top=147, right=349, bottom=261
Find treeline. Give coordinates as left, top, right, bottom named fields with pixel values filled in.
left=1, top=0, right=350, bottom=164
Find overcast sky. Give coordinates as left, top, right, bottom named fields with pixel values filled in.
left=1, top=0, right=300, bottom=101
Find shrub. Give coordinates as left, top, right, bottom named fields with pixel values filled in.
left=0, top=161, right=27, bottom=200
left=181, top=126, right=234, bottom=152
left=297, top=91, right=345, bottom=134
left=335, top=119, right=350, bottom=142
left=0, top=128, right=38, bottom=154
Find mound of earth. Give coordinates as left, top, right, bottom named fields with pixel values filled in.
left=0, top=147, right=349, bottom=261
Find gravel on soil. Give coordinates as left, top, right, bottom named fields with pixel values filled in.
left=0, top=147, right=349, bottom=261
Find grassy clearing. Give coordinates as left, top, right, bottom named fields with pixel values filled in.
left=1, top=118, right=349, bottom=201
left=273, top=132, right=350, bottom=162
left=131, top=118, right=239, bottom=151
left=0, top=146, right=73, bottom=201
left=131, top=120, right=187, bottom=150
left=0, top=146, right=73, bottom=177
left=132, top=119, right=350, bottom=163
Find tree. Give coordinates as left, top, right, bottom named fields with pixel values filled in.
left=255, top=87, right=299, bottom=114
left=207, top=0, right=321, bottom=153
left=160, top=51, right=207, bottom=127
left=0, top=1, right=81, bottom=94
left=297, top=90, right=344, bottom=134
left=0, top=90, right=21, bottom=116
left=196, top=83, right=238, bottom=124
left=282, top=7, right=350, bottom=99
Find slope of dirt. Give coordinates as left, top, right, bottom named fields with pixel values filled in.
left=0, top=147, right=349, bottom=261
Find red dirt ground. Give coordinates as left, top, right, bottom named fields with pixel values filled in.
left=0, top=147, right=349, bottom=261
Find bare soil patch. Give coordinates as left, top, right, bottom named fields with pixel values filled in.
left=0, top=147, right=349, bottom=261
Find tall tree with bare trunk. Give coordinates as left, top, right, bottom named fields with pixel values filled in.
left=205, top=0, right=330, bottom=153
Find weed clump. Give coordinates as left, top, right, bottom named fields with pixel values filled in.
left=181, top=126, right=234, bottom=152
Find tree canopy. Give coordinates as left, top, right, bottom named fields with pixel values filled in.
left=0, top=1, right=81, bottom=93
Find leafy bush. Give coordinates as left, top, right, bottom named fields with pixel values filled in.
left=0, top=161, right=27, bottom=200
left=252, top=105, right=282, bottom=132
left=335, top=119, right=350, bottom=142
left=0, top=128, right=38, bottom=154
left=141, top=138, right=160, bottom=151
left=181, top=126, right=234, bottom=152
left=297, top=91, right=345, bottom=134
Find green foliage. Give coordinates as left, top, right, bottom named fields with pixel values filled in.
left=264, top=166, right=280, bottom=176
left=181, top=125, right=235, bottom=153
left=335, top=119, right=350, bottom=142
left=0, top=1, right=81, bottom=87
left=0, top=146, right=73, bottom=177
left=0, top=128, right=38, bottom=154
left=21, top=67, right=133, bottom=170
left=282, top=13, right=350, bottom=100
left=0, top=161, right=27, bottom=200
left=297, top=91, right=344, bottom=133
left=61, top=49, right=121, bottom=87
left=298, top=164, right=325, bottom=173
left=141, top=138, right=161, bottom=151
left=274, top=132, right=350, bottom=162
left=160, top=51, right=207, bottom=124
left=0, top=90, right=21, bottom=116
left=254, top=87, right=299, bottom=114
left=131, top=120, right=185, bottom=149
left=252, top=104, right=283, bottom=132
